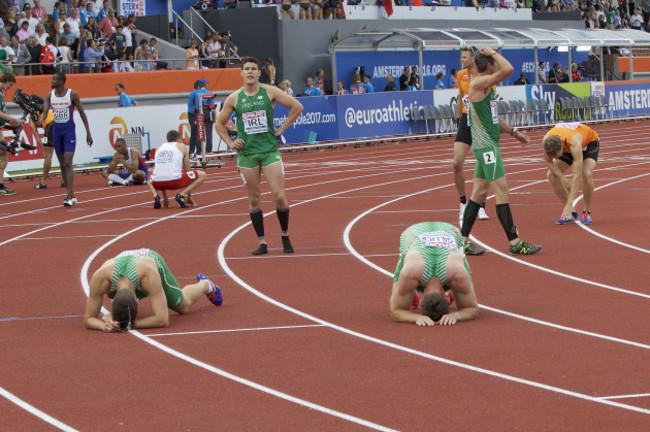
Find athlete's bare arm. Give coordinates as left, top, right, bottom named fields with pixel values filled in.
left=498, top=117, right=528, bottom=146
left=215, top=92, right=244, bottom=150
left=438, top=252, right=479, bottom=326
left=84, top=263, right=118, bottom=332
left=132, top=261, right=170, bottom=329
left=389, top=252, right=433, bottom=326
left=71, top=90, right=93, bottom=147
left=563, top=133, right=585, bottom=218
left=265, top=85, right=304, bottom=136
left=39, top=93, right=51, bottom=125
left=469, top=47, right=514, bottom=101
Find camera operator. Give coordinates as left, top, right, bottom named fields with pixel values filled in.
left=0, top=72, right=26, bottom=196
left=84, top=38, right=104, bottom=73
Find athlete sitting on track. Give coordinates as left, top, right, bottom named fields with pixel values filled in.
left=390, top=222, right=479, bottom=326
left=148, top=130, right=206, bottom=209
left=84, top=248, right=222, bottom=332
left=542, top=122, right=599, bottom=225
left=101, top=137, right=148, bottom=186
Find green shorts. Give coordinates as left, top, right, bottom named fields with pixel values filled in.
left=473, top=146, right=505, bottom=182
left=237, top=151, right=282, bottom=169
left=150, top=251, right=185, bottom=311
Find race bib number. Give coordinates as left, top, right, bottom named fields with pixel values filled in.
left=483, top=151, right=496, bottom=164
left=418, top=231, right=457, bottom=250
left=490, top=100, right=499, bottom=124
left=117, top=248, right=151, bottom=258
left=462, top=95, right=470, bottom=126
left=556, top=122, right=579, bottom=130
left=242, top=110, right=268, bottom=135
left=53, top=108, right=70, bottom=123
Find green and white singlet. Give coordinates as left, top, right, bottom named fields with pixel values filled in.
left=234, top=84, right=278, bottom=156
left=469, top=87, right=506, bottom=181
left=108, top=248, right=184, bottom=309
left=393, top=222, right=471, bottom=292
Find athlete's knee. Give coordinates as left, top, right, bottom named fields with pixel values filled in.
left=582, top=169, right=594, bottom=183
left=546, top=169, right=553, bottom=181
left=248, top=194, right=262, bottom=208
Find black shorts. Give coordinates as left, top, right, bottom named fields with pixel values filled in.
left=41, top=122, right=54, bottom=147
left=454, top=113, right=472, bottom=145
left=282, top=3, right=292, bottom=9
left=299, top=2, right=310, bottom=9
left=558, top=139, right=600, bottom=165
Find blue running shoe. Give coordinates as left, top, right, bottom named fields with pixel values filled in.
left=556, top=212, right=579, bottom=225
left=153, top=195, right=161, bottom=209
left=197, top=273, right=222, bottom=306
left=175, top=193, right=188, bottom=208
left=582, top=211, right=592, bottom=225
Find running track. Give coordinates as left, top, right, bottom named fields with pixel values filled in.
left=1, top=120, right=649, bottom=431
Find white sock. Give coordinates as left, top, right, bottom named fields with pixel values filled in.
left=107, top=173, right=128, bottom=185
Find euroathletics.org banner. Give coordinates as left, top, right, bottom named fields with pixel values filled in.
left=275, top=90, right=433, bottom=143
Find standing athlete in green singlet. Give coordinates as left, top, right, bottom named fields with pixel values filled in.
left=84, top=248, right=222, bottom=332
left=461, top=47, right=541, bottom=256
left=216, top=57, right=303, bottom=256
left=390, top=222, right=479, bottom=326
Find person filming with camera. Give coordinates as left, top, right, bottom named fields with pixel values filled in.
left=84, top=39, right=105, bottom=73
left=0, top=73, right=26, bottom=196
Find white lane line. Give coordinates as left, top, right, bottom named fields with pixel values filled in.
left=597, top=393, right=650, bottom=401
left=146, top=324, right=325, bottom=337
left=0, top=386, right=77, bottom=432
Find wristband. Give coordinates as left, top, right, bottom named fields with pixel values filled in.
left=511, top=127, right=517, bottom=136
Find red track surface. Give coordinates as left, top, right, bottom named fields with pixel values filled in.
left=1, top=120, right=649, bottom=431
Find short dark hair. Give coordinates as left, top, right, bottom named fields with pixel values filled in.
left=116, top=83, right=125, bottom=90
left=241, top=56, right=260, bottom=69
left=0, top=72, right=16, bottom=83
left=112, top=289, right=137, bottom=332
left=543, top=135, right=563, bottom=156
left=167, top=129, right=181, bottom=142
left=193, top=79, right=200, bottom=89
left=421, top=293, right=449, bottom=322
left=474, top=53, right=494, bottom=73
left=54, top=71, right=66, bottom=83
left=461, top=46, right=477, bottom=56
left=115, top=137, right=126, bottom=145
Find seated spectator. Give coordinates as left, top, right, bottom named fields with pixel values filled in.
left=10, top=36, right=30, bottom=76
left=138, top=50, right=155, bottom=71
left=314, top=68, right=325, bottom=93
left=278, top=79, right=293, bottom=96
left=98, top=8, right=117, bottom=38
left=409, top=66, right=420, bottom=90
left=303, top=76, right=323, bottom=96
left=407, top=74, right=418, bottom=91
left=149, top=37, right=167, bottom=70
left=350, top=75, right=365, bottom=94
left=133, top=39, right=148, bottom=62
left=448, top=68, right=457, bottom=89
left=114, top=51, right=134, bottom=72
left=559, top=66, right=569, bottom=82
left=5, top=9, right=18, bottom=37
left=434, top=72, right=446, bottom=89
left=384, top=75, right=396, bottom=91
left=336, top=80, right=348, bottom=94
left=514, top=72, right=530, bottom=85
left=84, top=16, right=100, bottom=40
left=362, top=74, right=374, bottom=93
left=186, top=39, right=199, bottom=69
left=630, top=8, right=644, bottom=30
left=148, top=130, right=206, bottom=209
left=56, top=38, right=73, bottom=74
left=54, top=9, right=67, bottom=41
left=101, top=137, right=147, bottom=186
left=60, top=24, right=78, bottom=53
left=0, top=36, right=15, bottom=68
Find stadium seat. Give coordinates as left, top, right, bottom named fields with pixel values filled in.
left=439, top=105, right=457, bottom=132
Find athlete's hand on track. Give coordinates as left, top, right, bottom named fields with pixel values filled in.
left=101, top=313, right=120, bottom=332
left=437, top=313, right=458, bottom=326
left=415, top=315, right=435, bottom=326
